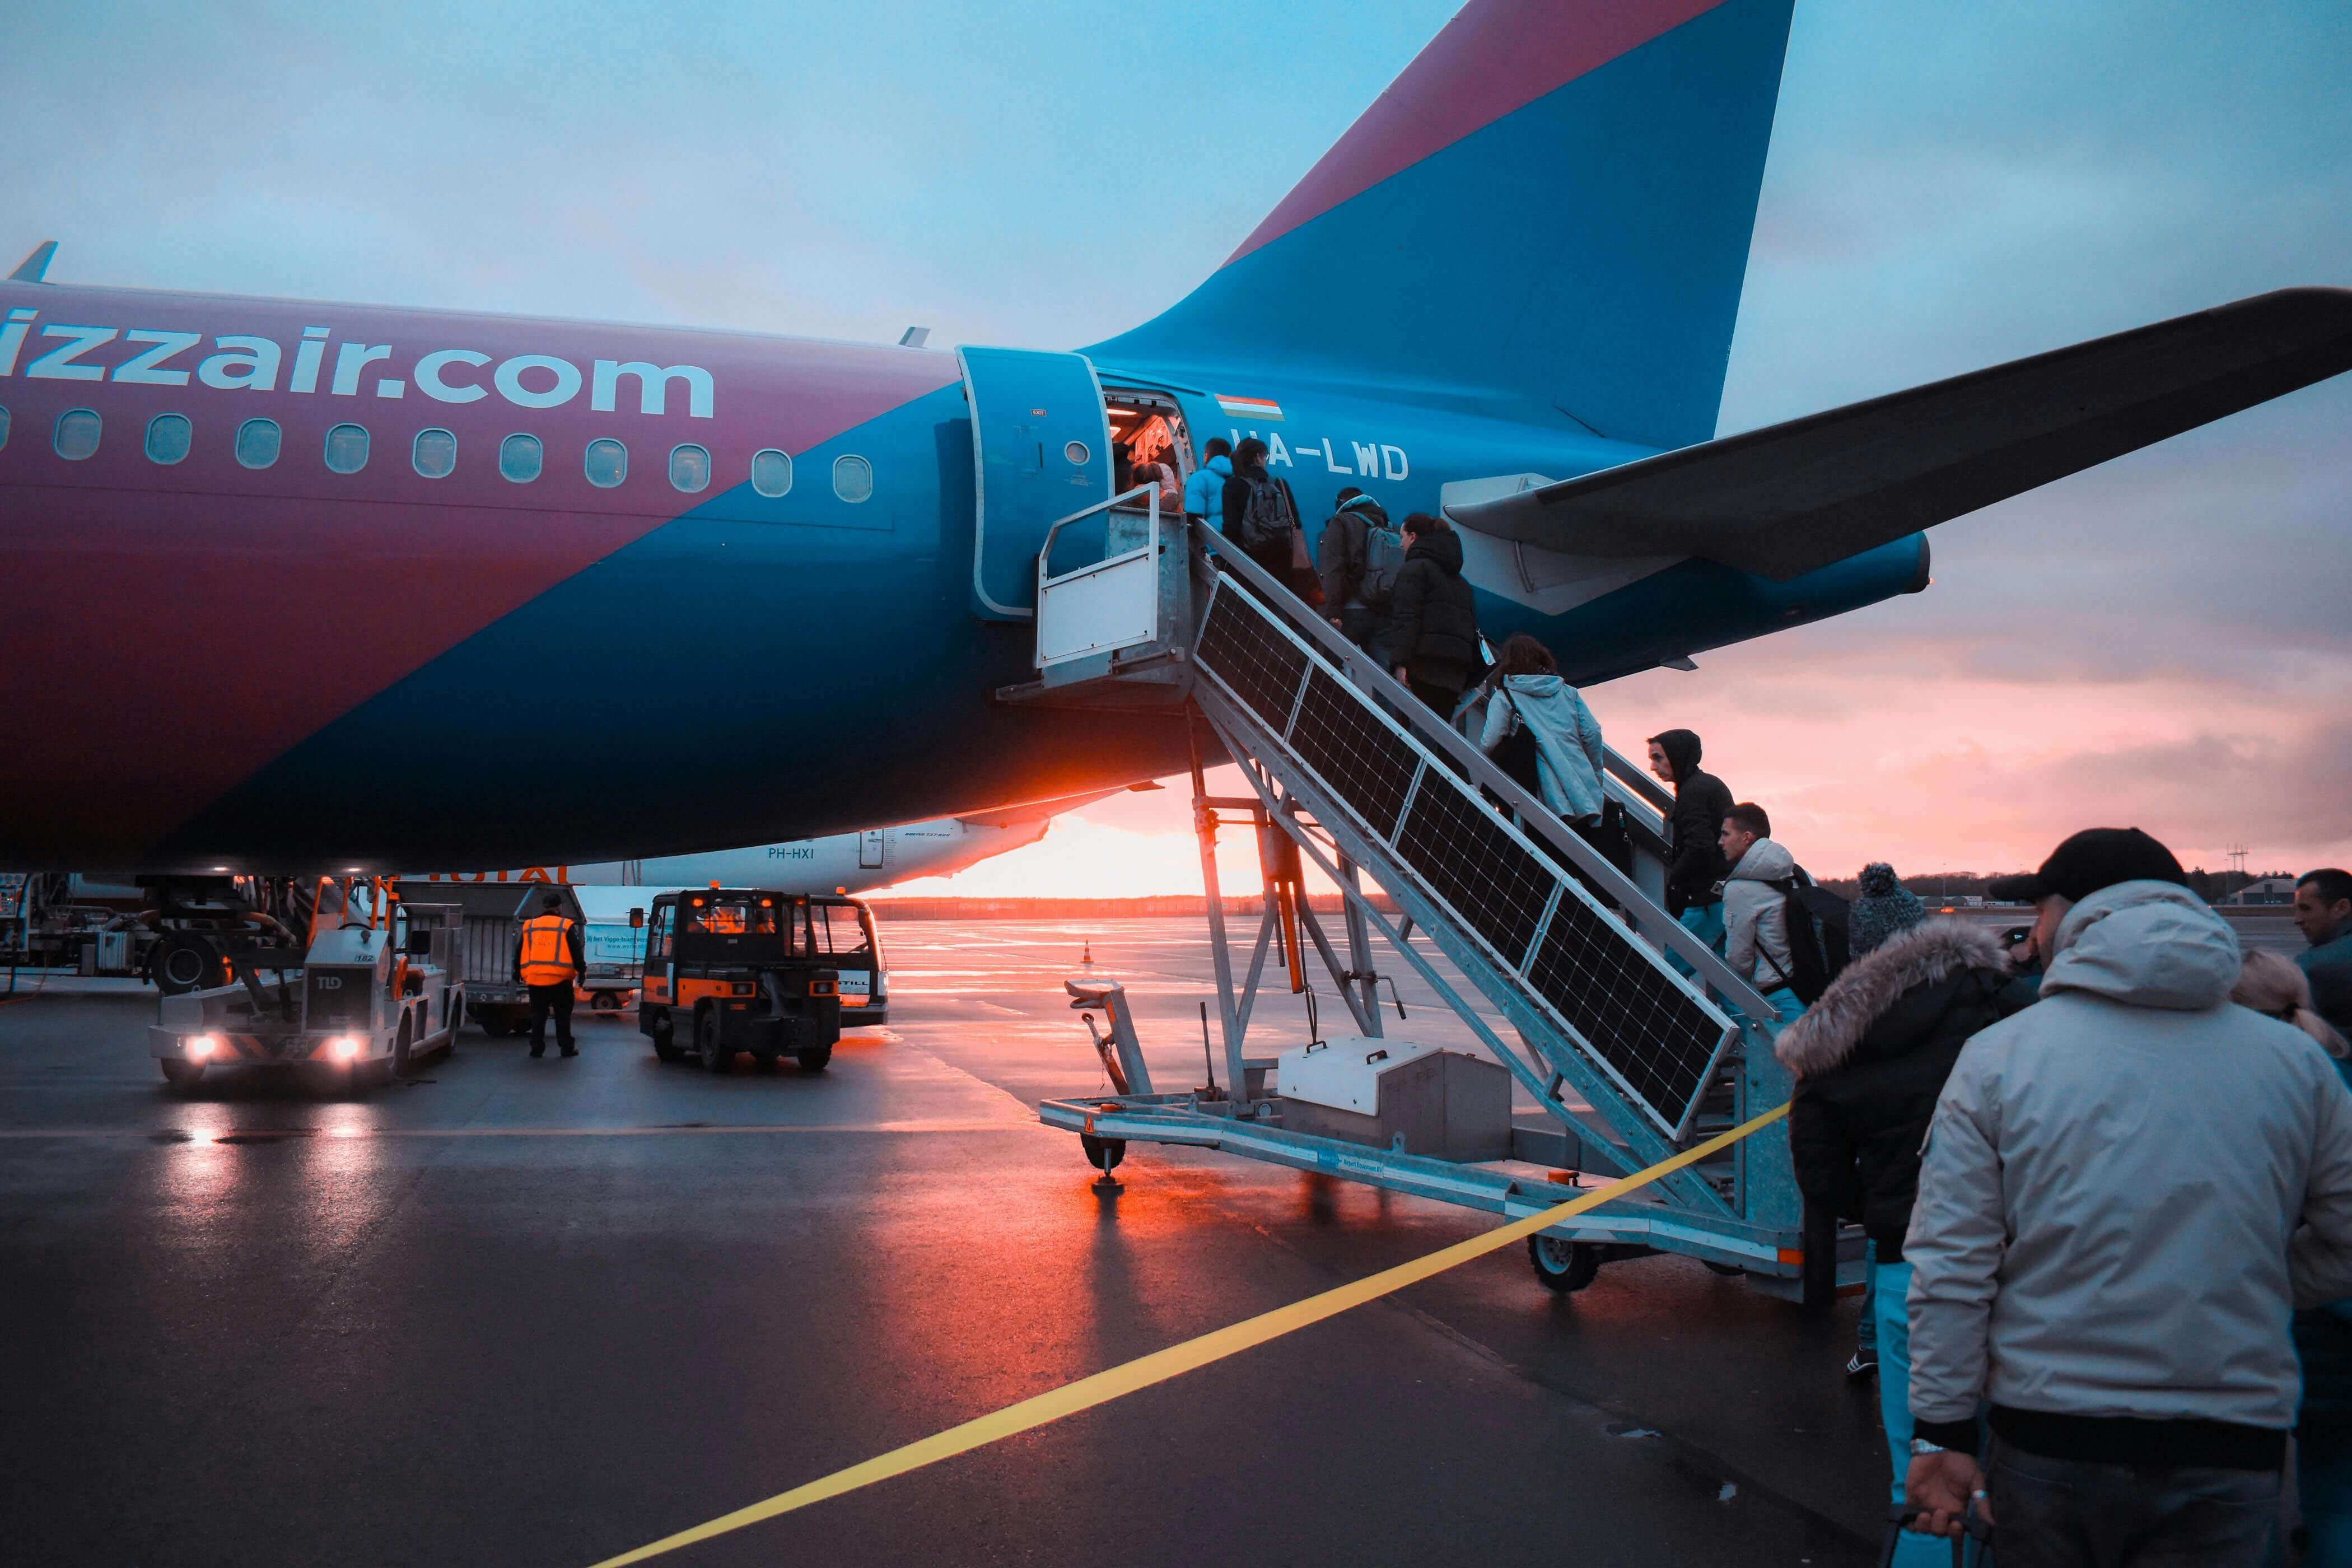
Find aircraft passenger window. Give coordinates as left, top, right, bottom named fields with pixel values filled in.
left=413, top=427, right=457, bottom=479
left=0, top=407, right=11, bottom=451
left=53, top=408, right=101, bottom=461
left=833, top=454, right=872, bottom=503
left=750, top=448, right=792, bottom=498
left=499, top=433, right=542, bottom=483
left=584, top=437, right=627, bottom=488
left=235, top=418, right=281, bottom=469
left=324, top=423, right=369, bottom=474
left=669, top=444, right=711, bottom=493
left=143, top=414, right=193, bottom=465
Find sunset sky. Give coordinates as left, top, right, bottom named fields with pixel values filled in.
left=9, top=1, right=2345, bottom=898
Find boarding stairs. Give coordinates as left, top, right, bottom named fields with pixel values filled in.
left=1005, top=489, right=1827, bottom=1292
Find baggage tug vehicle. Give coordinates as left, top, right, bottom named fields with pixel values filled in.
left=637, top=888, right=843, bottom=1072
left=148, top=877, right=461, bottom=1090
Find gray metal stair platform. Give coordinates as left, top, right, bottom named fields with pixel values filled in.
left=1014, top=498, right=1831, bottom=1298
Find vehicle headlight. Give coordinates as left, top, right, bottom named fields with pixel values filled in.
left=185, top=1034, right=219, bottom=1060
left=331, top=1035, right=362, bottom=1061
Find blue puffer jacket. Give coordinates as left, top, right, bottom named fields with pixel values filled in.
left=1183, top=455, right=1231, bottom=522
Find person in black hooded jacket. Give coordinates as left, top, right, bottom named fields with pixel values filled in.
left=1775, top=917, right=2032, bottom=1564
left=1385, top=512, right=1478, bottom=717
left=1646, top=727, right=1732, bottom=970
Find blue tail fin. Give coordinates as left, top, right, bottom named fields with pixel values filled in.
left=1090, top=0, right=1794, bottom=450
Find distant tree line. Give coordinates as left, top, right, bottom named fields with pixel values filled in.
left=870, top=893, right=1398, bottom=921
left=1812, top=868, right=2293, bottom=904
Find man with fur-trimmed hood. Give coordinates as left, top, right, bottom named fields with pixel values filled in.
left=1777, top=915, right=2032, bottom=1565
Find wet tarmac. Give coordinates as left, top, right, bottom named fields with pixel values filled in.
left=3, top=918, right=1913, bottom=1567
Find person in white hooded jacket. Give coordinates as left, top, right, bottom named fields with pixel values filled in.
left=1902, top=829, right=2352, bottom=1566
left=1718, top=801, right=1803, bottom=1024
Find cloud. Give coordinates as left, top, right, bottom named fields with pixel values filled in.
left=1589, top=647, right=2352, bottom=878
left=3, top=1, right=2345, bottom=896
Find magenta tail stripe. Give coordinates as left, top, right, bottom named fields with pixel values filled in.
left=1227, top=0, right=1727, bottom=266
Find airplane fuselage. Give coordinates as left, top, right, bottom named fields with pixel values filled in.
left=404, top=812, right=1055, bottom=895
left=0, top=279, right=1926, bottom=871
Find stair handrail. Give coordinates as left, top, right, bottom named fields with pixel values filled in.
left=1036, top=483, right=1163, bottom=598
left=1601, top=773, right=1670, bottom=862
left=1604, top=745, right=1676, bottom=815
left=1187, top=521, right=1779, bottom=1024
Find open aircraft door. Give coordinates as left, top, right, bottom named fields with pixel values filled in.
left=959, top=346, right=1112, bottom=621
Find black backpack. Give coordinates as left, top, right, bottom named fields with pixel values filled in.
left=1488, top=691, right=1545, bottom=799
left=1239, top=475, right=1297, bottom=550
left=1764, top=867, right=1851, bottom=1004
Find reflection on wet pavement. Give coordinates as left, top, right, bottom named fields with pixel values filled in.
left=0, top=919, right=1885, bottom=1567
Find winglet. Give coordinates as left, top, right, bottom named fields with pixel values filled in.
left=8, top=240, right=57, bottom=283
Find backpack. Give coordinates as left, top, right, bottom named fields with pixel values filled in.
left=1763, top=868, right=1852, bottom=1004
left=1239, top=475, right=1297, bottom=550
left=1359, top=520, right=1406, bottom=608
left=1488, top=690, right=1545, bottom=799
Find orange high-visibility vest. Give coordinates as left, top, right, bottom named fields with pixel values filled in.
left=518, top=914, right=578, bottom=986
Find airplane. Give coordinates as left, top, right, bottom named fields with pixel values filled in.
left=57, top=806, right=1053, bottom=908
left=3, top=0, right=2349, bottom=876
left=408, top=791, right=1126, bottom=895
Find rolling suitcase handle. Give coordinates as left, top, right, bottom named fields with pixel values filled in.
left=1882, top=1499, right=1994, bottom=1567
left=1962, top=1496, right=1995, bottom=1564
left=1877, top=1504, right=1908, bottom=1568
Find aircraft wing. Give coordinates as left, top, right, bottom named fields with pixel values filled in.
left=1447, top=287, right=2352, bottom=581
left=955, top=782, right=1158, bottom=830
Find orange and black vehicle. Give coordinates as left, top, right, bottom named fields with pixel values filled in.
left=637, top=889, right=842, bottom=1074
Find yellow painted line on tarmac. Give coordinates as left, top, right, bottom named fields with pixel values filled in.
left=585, top=1101, right=1790, bottom=1567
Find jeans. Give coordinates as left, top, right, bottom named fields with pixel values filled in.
left=1670, top=901, right=1724, bottom=979
left=526, top=982, right=575, bottom=1053
left=2305, top=1424, right=2352, bottom=1566
left=1857, top=1239, right=1879, bottom=1352
left=1872, top=1261, right=1953, bottom=1566
left=1987, top=1438, right=2280, bottom=1567
left=1763, top=985, right=1805, bottom=1025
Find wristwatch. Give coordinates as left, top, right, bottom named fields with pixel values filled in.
left=1909, top=1439, right=1949, bottom=1457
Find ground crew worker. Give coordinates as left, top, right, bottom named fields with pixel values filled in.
left=514, top=892, right=586, bottom=1058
